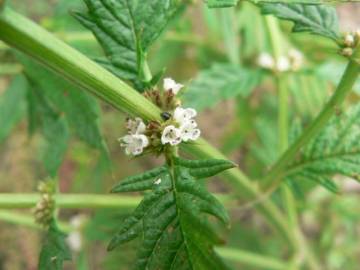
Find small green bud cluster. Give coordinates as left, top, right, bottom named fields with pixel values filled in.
left=33, top=181, right=56, bottom=228
left=340, top=31, right=360, bottom=57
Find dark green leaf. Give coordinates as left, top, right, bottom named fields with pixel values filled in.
left=109, top=158, right=232, bottom=269
left=285, top=105, right=360, bottom=193
left=0, top=75, right=27, bottom=143
left=183, top=64, right=263, bottom=111
left=259, top=3, right=340, bottom=42
left=73, top=0, right=182, bottom=91
left=174, top=157, right=236, bottom=178
left=38, top=220, right=72, bottom=270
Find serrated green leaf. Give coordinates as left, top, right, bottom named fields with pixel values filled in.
left=285, top=105, right=360, bottom=193
left=174, top=157, right=236, bottom=178
left=109, top=158, right=232, bottom=269
left=0, top=75, right=27, bottom=143
left=38, top=220, right=72, bottom=270
left=73, top=0, right=182, bottom=91
left=183, top=64, right=263, bottom=111
left=206, top=0, right=238, bottom=8
left=259, top=3, right=340, bottom=42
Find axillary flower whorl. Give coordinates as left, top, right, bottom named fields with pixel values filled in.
left=118, top=78, right=200, bottom=156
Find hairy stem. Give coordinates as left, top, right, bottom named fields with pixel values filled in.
left=0, top=8, right=296, bottom=250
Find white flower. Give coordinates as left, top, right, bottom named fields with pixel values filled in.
left=67, top=232, right=82, bottom=252
left=126, top=117, right=146, bottom=134
left=180, top=121, right=201, bottom=142
left=161, top=125, right=182, bottom=145
left=174, top=107, right=197, bottom=125
left=119, top=134, right=149, bottom=155
left=276, top=56, right=290, bottom=72
left=344, top=34, right=355, bottom=47
left=154, top=178, right=162, bottom=185
left=257, top=53, right=275, bottom=69
left=163, top=78, right=183, bottom=95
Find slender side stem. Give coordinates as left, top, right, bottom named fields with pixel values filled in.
left=216, top=247, right=288, bottom=270
left=219, top=8, right=240, bottom=65
left=0, top=193, right=236, bottom=209
left=266, top=16, right=321, bottom=270
left=0, top=194, right=141, bottom=209
left=0, top=210, right=71, bottom=232
left=262, top=59, right=360, bottom=191
left=0, top=8, right=296, bottom=250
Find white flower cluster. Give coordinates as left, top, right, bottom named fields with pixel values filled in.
left=118, top=78, right=200, bottom=156
left=257, top=49, right=303, bottom=72
left=161, top=107, right=200, bottom=145
left=119, top=117, right=149, bottom=156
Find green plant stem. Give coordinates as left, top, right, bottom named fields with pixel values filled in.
left=220, top=7, right=240, bottom=65
left=0, top=210, right=71, bottom=232
left=0, top=193, right=236, bottom=209
left=216, top=247, right=288, bottom=270
left=0, top=8, right=297, bottom=251
left=0, top=194, right=141, bottom=209
left=262, top=58, right=360, bottom=191
left=266, top=16, right=320, bottom=270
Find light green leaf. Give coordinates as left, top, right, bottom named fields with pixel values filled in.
left=28, top=86, right=70, bottom=177
left=19, top=55, right=106, bottom=151
left=183, top=64, right=263, bottom=111
left=109, top=158, right=232, bottom=270
left=38, top=220, right=72, bottom=270
left=0, top=75, right=27, bottom=143
left=259, top=3, right=340, bottom=42
left=73, top=0, right=183, bottom=91
left=285, top=105, right=360, bottom=193
left=206, top=0, right=238, bottom=8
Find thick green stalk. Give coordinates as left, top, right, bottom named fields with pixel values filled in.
left=216, top=247, right=288, bottom=270
left=0, top=8, right=296, bottom=250
left=262, top=59, right=360, bottom=191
